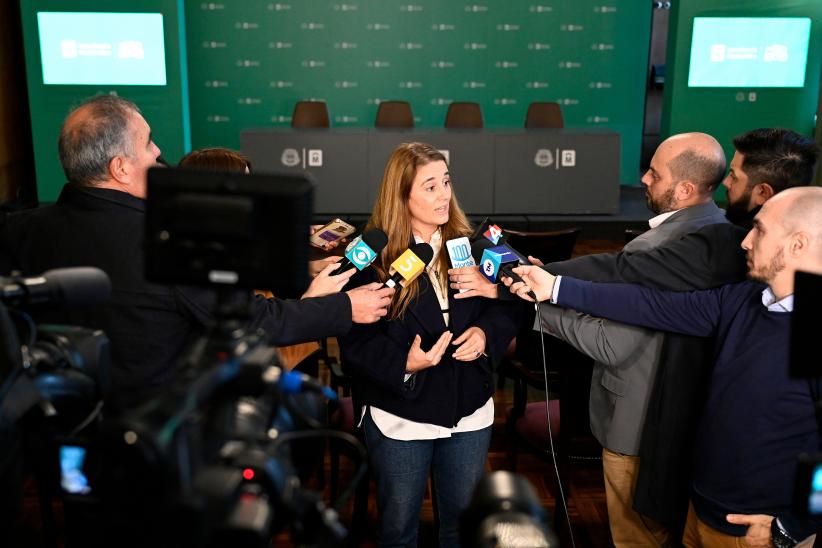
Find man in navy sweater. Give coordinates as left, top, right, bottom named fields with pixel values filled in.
left=504, top=186, right=822, bottom=547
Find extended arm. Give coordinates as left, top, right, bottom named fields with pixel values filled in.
left=546, top=223, right=748, bottom=291
left=555, top=277, right=724, bottom=338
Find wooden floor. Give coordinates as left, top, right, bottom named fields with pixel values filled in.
left=280, top=376, right=613, bottom=548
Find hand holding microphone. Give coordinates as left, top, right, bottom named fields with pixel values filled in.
left=501, top=265, right=557, bottom=303
left=302, top=260, right=356, bottom=299
left=472, top=238, right=538, bottom=301
left=446, top=236, right=496, bottom=299
left=331, top=229, right=389, bottom=277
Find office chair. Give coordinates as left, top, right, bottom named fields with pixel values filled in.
left=444, top=102, right=483, bottom=128
left=375, top=101, right=414, bottom=128
left=291, top=101, right=330, bottom=128
left=525, top=102, right=564, bottom=129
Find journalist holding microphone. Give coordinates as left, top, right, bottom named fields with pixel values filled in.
left=338, top=142, right=519, bottom=547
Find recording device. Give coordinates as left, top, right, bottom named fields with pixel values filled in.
left=309, top=218, right=356, bottom=248
left=383, top=243, right=434, bottom=289
left=145, top=167, right=313, bottom=294
left=0, top=267, right=110, bottom=309
left=791, top=271, right=822, bottom=523
left=460, top=471, right=558, bottom=547
left=331, top=228, right=388, bottom=276
left=446, top=237, right=476, bottom=293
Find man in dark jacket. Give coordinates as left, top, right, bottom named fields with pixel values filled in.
left=0, top=95, right=393, bottom=406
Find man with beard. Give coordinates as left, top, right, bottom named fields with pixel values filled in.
left=505, top=185, right=822, bottom=547
left=723, top=128, right=819, bottom=229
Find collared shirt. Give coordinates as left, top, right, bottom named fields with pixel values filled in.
left=367, top=228, right=495, bottom=440
left=762, top=286, right=793, bottom=312
left=647, top=209, right=680, bottom=229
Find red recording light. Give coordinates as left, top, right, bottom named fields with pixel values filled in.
left=242, top=468, right=255, bottom=480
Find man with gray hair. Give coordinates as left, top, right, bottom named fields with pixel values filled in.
left=0, top=95, right=393, bottom=407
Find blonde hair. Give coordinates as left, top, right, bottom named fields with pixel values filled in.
left=366, top=142, right=472, bottom=319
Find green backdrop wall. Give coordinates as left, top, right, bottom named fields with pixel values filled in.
left=184, top=0, right=651, bottom=186
left=661, top=0, right=822, bottom=201
left=22, top=1, right=654, bottom=201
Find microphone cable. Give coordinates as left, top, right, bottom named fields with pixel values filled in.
left=534, top=299, right=576, bottom=548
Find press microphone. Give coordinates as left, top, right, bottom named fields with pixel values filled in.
left=331, top=229, right=388, bottom=276
left=471, top=240, right=537, bottom=300
left=0, top=267, right=111, bottom=308
left=470, top=217, right=505, bottom=245
left=446, top=237, right=476, bottom=293
left=383, top=243, right=434, bottom=289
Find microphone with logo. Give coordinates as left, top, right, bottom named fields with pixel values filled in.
left=446, top=237, right=476, bottom=294
left=471, top=239, right=537, bottom=300
left=331, top=229, right=389, bottom=276
left=382, top=243, right=434, bottom=289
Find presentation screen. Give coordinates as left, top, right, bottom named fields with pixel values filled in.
left=37, top=12, right=167, bottom=85
left=688, top=17, right=810, bottom=87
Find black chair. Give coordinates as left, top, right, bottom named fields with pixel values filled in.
left=291, top=101, right=330, bottom=128
left=524, top=102, right=564, bottom=129
left=375, top=101, right=414, bottom=128
left=497, top=228, right=581, bottom=390
left=444, top=102, right=483, bottom=128
left=324, top=341, right=370, bottom=539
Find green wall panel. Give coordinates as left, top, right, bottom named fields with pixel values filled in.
left=662, top=0, right=822, bottom=201
left=185, top=1, right=652, bottom=185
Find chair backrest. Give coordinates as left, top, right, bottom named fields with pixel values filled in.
left=505, top=228, right=581, bottom=264
left=375, top=101, right=414, bottom=128
left=525, top=102, right=564, bottom=129
left=444, top=101, right=483, bottom=128
left=291, top=101, right=330, bottom=128
left=525, top=102, right=565, bottom=129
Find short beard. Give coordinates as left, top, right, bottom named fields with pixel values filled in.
left=646, top=185, right=677, bottom=215
left=748, top=246, right=785, bottom=284
left=725, top=186, right=755, bottom=228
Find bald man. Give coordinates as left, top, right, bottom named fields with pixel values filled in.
left=517, top=132, right=730, bottom=546
left=507, top=186, right=822, bottom=547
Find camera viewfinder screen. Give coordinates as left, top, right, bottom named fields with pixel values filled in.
left=60, top=445, right=91, bottom=495
left=688, top=17, right=810, bottom=88
left=37, top=12, right=167, bottom=86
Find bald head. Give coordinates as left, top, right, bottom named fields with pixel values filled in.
left=769, top=186, right=822, bottom=249
left=662, top=133, right=727, bottom=196
left=58, top=95, right=140, bottom=186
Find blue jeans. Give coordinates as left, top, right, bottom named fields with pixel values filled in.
left=362, top=412, right=492, bottom=548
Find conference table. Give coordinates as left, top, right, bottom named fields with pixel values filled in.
left=240, top=128, right=620, bottom=215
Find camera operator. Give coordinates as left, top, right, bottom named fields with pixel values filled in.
left=0, top=95, right=393, bottom=408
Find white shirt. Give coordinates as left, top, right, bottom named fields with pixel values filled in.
left=366, top=228, right=495, bottom=440
left=647, top=209, right=679, bottom=229
left=762, top=286, right=793, bottom=312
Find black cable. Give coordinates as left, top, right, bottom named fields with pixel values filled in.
left=267, top=428, right=368, bottom=512
left=535, top=299, right=576, bottom=548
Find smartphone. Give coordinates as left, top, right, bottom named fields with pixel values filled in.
left=310, top=219, right=356, bottom=248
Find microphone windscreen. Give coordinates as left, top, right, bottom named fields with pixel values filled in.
left=42, top=267, right=111, bottom=307
left=361, top=229, right=388, bottom=254
left=470, top=238, right=495, bottom=262
left=410, top=242, right=434, bottom=265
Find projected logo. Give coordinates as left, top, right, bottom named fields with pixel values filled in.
left=345, top=240, right=377, bottom=270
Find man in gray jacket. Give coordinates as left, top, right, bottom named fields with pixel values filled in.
left=538, top=132, right=727, bottom=546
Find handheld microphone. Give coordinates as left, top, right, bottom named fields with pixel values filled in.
left=383, top=243, right=434, bottom=289
left=331, top=229, right=388, bottom=276
left=446, top=237, right=476, bottom=293
left=471, top=240, right=537, bottom=300
left=0, top=267, right=111, bottom=308
left=470, top=217, right=505, bottom=245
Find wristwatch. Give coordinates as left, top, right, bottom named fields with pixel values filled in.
left=771, top=517, right=799, bottom=548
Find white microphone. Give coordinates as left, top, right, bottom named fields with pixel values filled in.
left=446, top=237, right=476, bottom=293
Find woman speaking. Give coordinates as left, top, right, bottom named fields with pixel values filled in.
left=339, top=142, right=519, bottom=547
